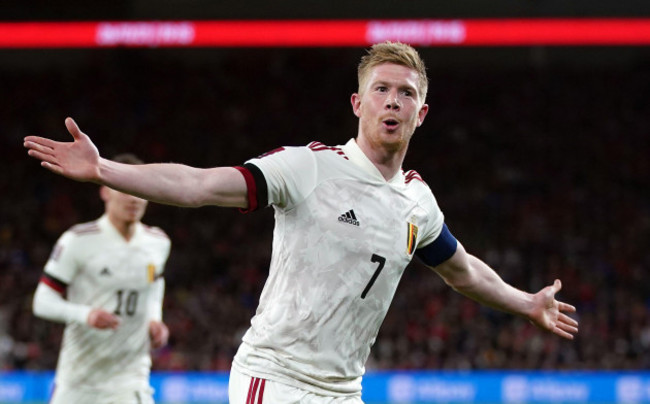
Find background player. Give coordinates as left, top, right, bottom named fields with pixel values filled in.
left=32, top=153, right=171, bottom=404
left=25, top=42, right=577, bottom=403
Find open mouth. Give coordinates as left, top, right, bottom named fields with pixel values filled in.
left=383, top=119, right=399, bottom=130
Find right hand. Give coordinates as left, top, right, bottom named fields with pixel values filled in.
left=24, top=117, right=101, bottom=182
left=87, top=308, right=121, bottom=330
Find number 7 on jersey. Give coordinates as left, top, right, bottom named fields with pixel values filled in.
left=361, top=254, right=386, bottom=299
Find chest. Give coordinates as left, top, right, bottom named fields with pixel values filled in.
left=76, top=241, right=160, bottom=291
left=287, top=178, right=429, bottom=269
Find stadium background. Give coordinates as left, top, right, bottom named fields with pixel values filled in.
left=1, top=1, right=650, bottom=403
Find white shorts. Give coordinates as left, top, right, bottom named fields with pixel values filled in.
left=50, top=384, right=155, bottom=404
left=229, top=367, right=364, bottom=404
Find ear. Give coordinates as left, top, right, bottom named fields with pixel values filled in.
left=351, top=93, right=362, bottom=118
left=416, top=103, right=429, bottom=127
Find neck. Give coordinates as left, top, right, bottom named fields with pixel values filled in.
left=355, top=135, right=408, bottom=181
left=107, top=215, right=137, bottom=241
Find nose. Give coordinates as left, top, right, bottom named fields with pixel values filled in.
left=385, top=93, right=400, bottom=110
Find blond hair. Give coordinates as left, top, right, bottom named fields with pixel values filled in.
left=357, top=41, right=428, bottom=103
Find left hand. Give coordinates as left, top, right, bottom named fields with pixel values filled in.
left=528, top=279, right=578, bottom=339
left=24, top=118, right=102, bottom=182
left=149, top=321, right=170, bottom=349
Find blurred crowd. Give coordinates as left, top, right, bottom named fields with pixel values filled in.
left=1, top=47, right=649, bottom=373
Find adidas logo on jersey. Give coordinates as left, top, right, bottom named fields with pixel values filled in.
left=100, top=267, right=112, bottom=276
left=338, top=210, right=360, bottom=226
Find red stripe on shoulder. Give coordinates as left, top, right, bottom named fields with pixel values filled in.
left=71, top=221, right=101, bottom=235
left=307, top=141, right=349, bottom=160
left=256, top=147, right=285, bottom=159
left=404, top=170, right=424, bottom=184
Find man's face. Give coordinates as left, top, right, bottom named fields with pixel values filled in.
left=101, top=187, right=148, bottom=225
left=352, top=63, right=429, bottom=153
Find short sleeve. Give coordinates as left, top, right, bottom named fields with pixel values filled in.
left=44, top=231, right=80, bottom=284
left=238, top=146, right=318, bottom=211
left=410, top=181, right=445, bottom=247
left=406, top=181, right=458, bottom=267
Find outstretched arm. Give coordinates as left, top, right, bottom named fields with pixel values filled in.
left=24, top=117, right=248, bottom=208
left=431, top=242, right=578, bottom=339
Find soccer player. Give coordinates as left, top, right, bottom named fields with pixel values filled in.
left=31, top=153, right=171, bottom=404
left=25, top=42, right=578, bottom=403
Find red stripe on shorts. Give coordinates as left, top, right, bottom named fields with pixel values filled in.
left=247, top=377, right=260, bottom=404
left=257, top=379, right=266, bottom=404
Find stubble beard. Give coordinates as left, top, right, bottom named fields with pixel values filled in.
left=361, top=119, right=410, bottom=154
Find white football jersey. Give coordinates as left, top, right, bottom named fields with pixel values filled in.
left=42, top=215, right=170, bottom=391
left=232, top=139, right=456, bottom=396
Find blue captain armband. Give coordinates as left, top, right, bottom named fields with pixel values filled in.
left=415, top=223, right=458, bottom=267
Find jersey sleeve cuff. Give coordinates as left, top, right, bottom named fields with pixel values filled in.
left=235, top=163, right=268, bottom=213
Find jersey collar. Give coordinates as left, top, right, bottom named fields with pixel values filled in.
left=99, top=214, right=142, bottom=243
left=341, top=138, right=406, bottom=185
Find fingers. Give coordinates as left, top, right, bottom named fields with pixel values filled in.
left=88, top=309, right=121, bottom=330
left=26, top=148, right=57, bottom=164
left=25, top=148, right=65, bottom=175
left=558, top=312, right=579, bottom=327
left=542, top=279, right=562, bottom=302
left=25, top=143, right=54, bottom=160
left=24, top=137, right=62, bottom=170
left=554, top=319, right=578, bottom=339
left=558, top=315, right=578, bottom=332
left=65, top=117, right=82, bottom=140
left=41, top=161, right=65, bottom=176
left=558, top=301, right=577, bottom=313
left=553, top=326, right=575, bottom=340
left=552, top=279, right=562, bottom=293
left=105, top=316, right=120, bottom=329
left=96, top=315, right=119, bottom=329
left=24, top=136, right=58, bottom=150
left=556, top=324, right=578, bottom=338
left=24, top=117, right=82, bottom=155
left=551, top=308, right=579, bottom=340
